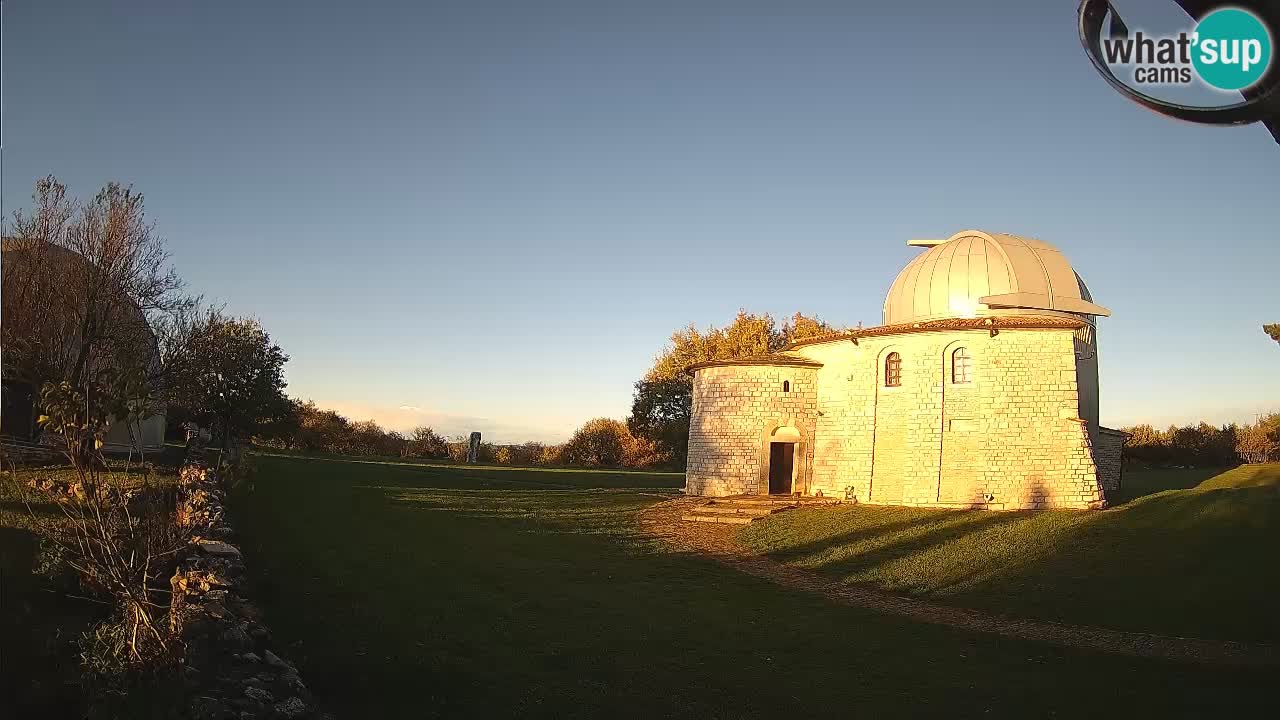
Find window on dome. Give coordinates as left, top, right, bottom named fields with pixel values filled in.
left=885, top=353, right=901, bottom=387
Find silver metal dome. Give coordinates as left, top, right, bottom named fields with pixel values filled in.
left=882, top=230, right=1110, bottom=326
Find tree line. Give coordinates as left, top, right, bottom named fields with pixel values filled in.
left=251, top=403, right=668, bottom=469
left=244, top=310, right=837, bottom=470
left=242, top=305, right=836, bottom=469
left=1120, top=414, right=1280, bottom=467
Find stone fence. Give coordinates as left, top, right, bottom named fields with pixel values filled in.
left=171, top=444, right=325, bottom=720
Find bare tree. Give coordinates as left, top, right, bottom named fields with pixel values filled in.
left=3, top=176, right=184, bottom=398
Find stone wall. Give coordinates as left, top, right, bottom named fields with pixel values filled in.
left=793, top=327, right=1105, bottom=509
left=1095, top=427, right=1127, bottom=495
left=686, top=364, right=818, bottom=496
left=172, top=445, right=323, bottom=720
left=686, top=326, right=1111, bottom=510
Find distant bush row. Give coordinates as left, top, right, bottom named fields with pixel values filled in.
left=1120, top=412, right=1280, bottom=467
left=249, top=399, right=1280, bottom=472
left=250, top=400, right=673, bottom=470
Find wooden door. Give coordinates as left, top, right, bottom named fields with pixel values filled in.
left=769, top=442, right=794, bottom=494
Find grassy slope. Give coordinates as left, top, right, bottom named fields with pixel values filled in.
left=236, top=455, right=1270, bottom=718
left=740, top=464, right=1280, bottom=642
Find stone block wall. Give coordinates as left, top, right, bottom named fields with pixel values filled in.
left=685, top=365, right=818, bottom=496
left=685, top=326, right=1112, bottom=509
left=1095, top=427, right=1127, bottom=495
left=791, top=327, right=1105, bottom=509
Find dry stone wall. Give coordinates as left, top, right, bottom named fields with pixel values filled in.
left=686, top=365, right=818, bottom=496
left=172, top=443, right=324, bottom=720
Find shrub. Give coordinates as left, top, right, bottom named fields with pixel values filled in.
left=14, top=381, right=189, bottom=697
left=404, top=426, right=448, bottom=459
left=561, top=418, right=671, bottom=469
left=507, top=442, right=545, bottom=466
left=538, top=444, right=565, bottom=466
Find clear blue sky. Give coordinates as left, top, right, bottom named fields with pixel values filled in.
left=4, top=0, right=1277, bottom=442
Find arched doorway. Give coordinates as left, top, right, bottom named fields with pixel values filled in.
left=767, top=426, right=802, bottom=495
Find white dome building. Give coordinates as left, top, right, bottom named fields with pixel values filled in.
left=684, top=231, right=1125, bottom=510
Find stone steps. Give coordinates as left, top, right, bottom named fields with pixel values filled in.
left=680, top=494, right=840, bottom=524
left=680, top=513, right=758, bottom=525
left=690, top=505, right=775, bottom=516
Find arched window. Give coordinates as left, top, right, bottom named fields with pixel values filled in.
left=782, top=380, right=790, bottom=393
left=952, top=347, right=972, bottom=384
left=884, top=352, right=901, bottom=387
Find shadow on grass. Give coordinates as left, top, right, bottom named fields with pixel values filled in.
left=0, top=499, right=63, bottom=519
left=0, top=525, right=98, bottom=719
left=252, top=451, right=684, bottom=487
left=231, top=454, right=1280, bottom=719
left=1108, top=466, right=1228, bottom=505
left=767, top=510, right=1029, bottom=565
left=744, top=464, right=1280, bottom=642
left=266, top=454, right=685, bottom=492
left=806, top=511, right=1035, bottom=580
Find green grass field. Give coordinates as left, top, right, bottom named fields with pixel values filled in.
left=740, top=464, right=1280, bottom=643
left=233, top=455, right=1275, bottom=718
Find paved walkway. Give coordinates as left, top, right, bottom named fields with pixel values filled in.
left=638, top=497, right=1278, bottom=667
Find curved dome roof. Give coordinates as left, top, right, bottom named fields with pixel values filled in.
left=2, top=237, right=160, bottom=373
left=882, top=230, right=1110, bottom=326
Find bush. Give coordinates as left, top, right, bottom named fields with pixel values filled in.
left=404, top=426, right=448, bottom=459
left=508, top=442, right=545, bottom=466
left=538, top=444, right=565, bottom=466
left=561, top=418, right=671, bottom=469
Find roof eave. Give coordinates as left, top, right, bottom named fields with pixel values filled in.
left=784, top=315, right=1088, bottom=350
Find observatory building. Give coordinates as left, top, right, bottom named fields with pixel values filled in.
left=684, top=230, right=1125, bottom=510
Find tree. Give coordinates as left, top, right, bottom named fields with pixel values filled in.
left=563, top=418, right=633, bottom=467
left=627, top=377, right=692, bottom=465
left=405, top=426, right=449, bottom=458
left=283, top=399, right=352, bottom=453
left=507, top=441, right=546, bottom=466
left=538, top=443, right=565, bottom=466
left=163, top=313, right=290, bottom=446
left=629, top=311, right=835, bottom=467
left=1265, top=323, right=1280, bottom=346
left=3, top=176, right=183, bottom=392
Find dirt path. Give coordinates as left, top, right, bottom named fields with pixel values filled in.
left=637, top=497, right=1278, bottom=668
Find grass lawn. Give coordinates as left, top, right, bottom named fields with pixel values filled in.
left=741, top=464, right=1280, bottom=643
left=236, top=454, right=1272, bottom=718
